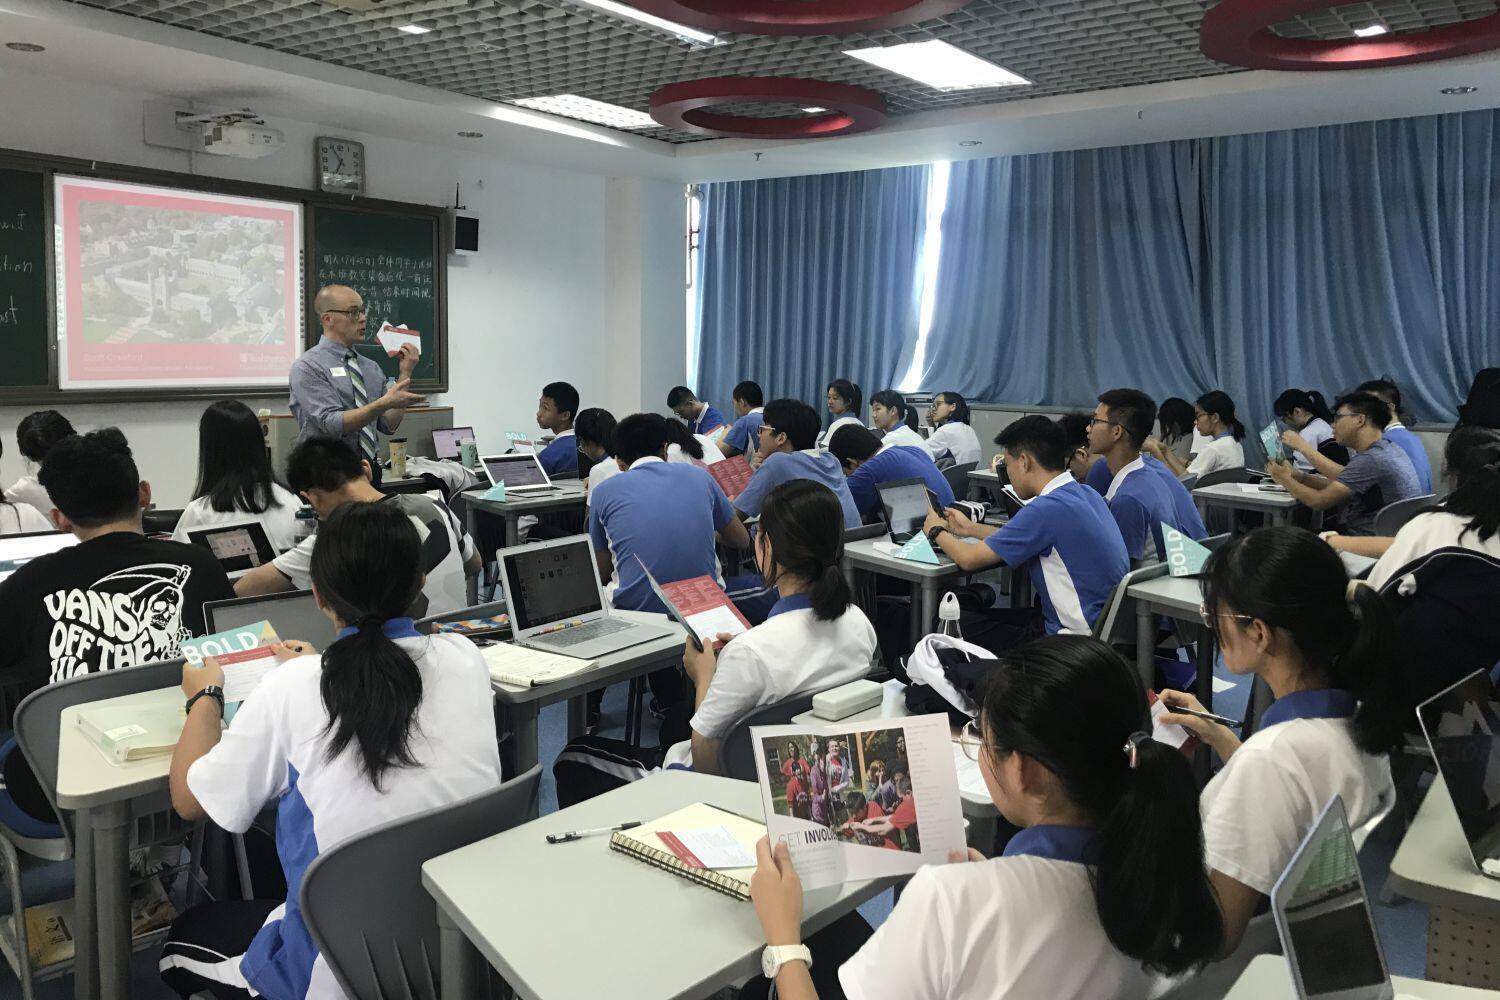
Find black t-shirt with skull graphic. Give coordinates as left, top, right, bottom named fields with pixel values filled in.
left=0, top=531, right=235, bottom=696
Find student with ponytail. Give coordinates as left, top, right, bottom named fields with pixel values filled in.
left=554, top=479, right=874, bottom=805
left=1158, top=526, right=1398, bottom=956
left=819, top=379, right=864, bottom=449
left=750, top=635, right=1222, bottom=999
left=868, top=389, right=924, bottom=450
left=1273, top=388, right=1347, bottom=469
left=161, top=502, right=502, bottom=1000
left=1148, top=390, right=1245, bottom=479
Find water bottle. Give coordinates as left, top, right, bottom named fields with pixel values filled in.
left=938, top=591, right=963, bottom=640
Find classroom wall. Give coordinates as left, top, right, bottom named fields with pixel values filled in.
left=0, top=66, right=686, bottom=505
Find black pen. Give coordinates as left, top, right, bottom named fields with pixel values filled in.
left=1167, top=705, right=1238, bottom=728
left=546, top=821, right=642, bottom=844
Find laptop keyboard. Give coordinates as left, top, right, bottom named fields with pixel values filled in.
left=539, top=618, right=633, bottom=647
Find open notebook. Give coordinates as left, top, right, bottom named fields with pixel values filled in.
left=609, top=802, right=765, bottom=901
left=480, top=642, right=596, bottom=688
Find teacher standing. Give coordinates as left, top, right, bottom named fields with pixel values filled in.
left=290, top=285, right=424, bottom=484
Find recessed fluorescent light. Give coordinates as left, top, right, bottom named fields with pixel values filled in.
left=844, top=40, right=1030, bottom=92
left=456, top=130, right=484, bottom=138
left=1352, top=23, right=1388, bottom=37
left=567, top=0, right=722, bottom=46
left=1442, top=85, right=1478, bottom=95
left=512, top=95, right=658, bottom=130
left=4, top=42, right=45, bottom=52
left=803, top=106, right=828, bottom=113
left=397, top=23, right=432, bottom=34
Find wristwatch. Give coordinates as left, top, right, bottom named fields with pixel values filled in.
left=926, top=524, right=948, bottom=545
left=762, top=944, right=813, bottom=979
left=186, top=685, right=226, bottom=718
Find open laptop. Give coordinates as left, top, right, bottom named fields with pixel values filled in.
left=496, top=535, right=672, bottom=659
left=185, top=522, right=277, bottom=579
left=479, top=452, right=558, bottom=496
left=0, top=530, right=79, bottom=582
left=876, top=478, right=941, bottom=544
left=1271, top=795, right=1409, bottom=1000
left=1417, top=668, right=1500, bottom=879
left=203, top=590, right=330, bottom=647
left=432, top=426, right=476, bottom=461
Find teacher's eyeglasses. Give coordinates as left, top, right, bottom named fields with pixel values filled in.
left=322, top=306, right=367, bottom=320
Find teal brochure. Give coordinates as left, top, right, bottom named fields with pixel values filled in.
left=895, top=531, right=941, bottom=565
left=480, top=481, right=508, bottom=502
left=1259, top=422, right=1284, bottom=463
left=1162, top=522, right=1211, bottom=577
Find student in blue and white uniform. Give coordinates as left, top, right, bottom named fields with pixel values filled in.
left=576, top=408, right=622, bottom=503
left=1159, top=527, right=1399, bottom=957
left=748, top=635, right=1223, bottom=999
left=720, top=380, right=766, bottom=459
left=826, top=424, right=953, bottom=520
left=1356, top=377, right=1433, bottom=494
left=535, top=380, right=580, bottom=478
left=869, top=389, right=925, bottom=451
left=735, top=399, right=861, bottom=530
left=160, top=502, right=502, bottom=1000
left=923, top=416, right=1129, bottom=655
left=1087, top=389, right=1206, bottom=564
left=923, top=391, right=981, bottom=466
left=668, top=386, right=727, bottom=439
left=1146, top=390, right=1245, bottom=480
left=818, top=379, right=864, bottom=450
left=1273, top=388, right=1347, bottom=471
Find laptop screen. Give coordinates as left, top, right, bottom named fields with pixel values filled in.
left=1272, top=797, right=1390, bottom=999
left=503, top=539, right=602, bottom=633
left=878, top=479, right=932, bottom=541
left=1418, top=669, right=1500, bottom=873
left=188, top=522, right=277, bottom=574
left=0, top=531, right=79, bottom=582
left=433, top=426, right=475, bottom=461
left=482, top=453, right=550, bottom=488
left=204, top=590, right=331, bottom=647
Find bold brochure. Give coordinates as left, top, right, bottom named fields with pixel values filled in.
left=751, top=714, right=966, bottom=890
left=178, top=620, right=280, bottom=705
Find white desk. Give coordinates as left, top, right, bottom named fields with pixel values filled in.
left=422, top=771, right=895, bottom=1000
left=459, top=481, right=588, bottom=550
left=490, top=610, right=685, bottom=768
left=56, top=686, right=181, bottom=1000
left=1193, top=481, right=1299, bottom=528
left=840, top=537, right=969, bottom=647
left=1225, top=955, right=1491, bottom=999
left=1390, top=776, right=1500, bottom=988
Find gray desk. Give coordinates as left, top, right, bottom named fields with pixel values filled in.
left=461, top=481, right=588, bottom=550
left=1193, top=481, right=1298, bottom=528
left=1225, top=955, right=1489, bottom=999
left=422, top=771, right=895, bottom=1000
left=491, top=610, right=685, bottom=769
left=1124, top=574, right=1215, bottom=706
left=1390, top=775, right=1500, bottom=987
left=841, top=537, right=969, bottom=647
left=56, top=686, right=181, bottom=1000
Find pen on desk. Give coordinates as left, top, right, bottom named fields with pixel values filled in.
left=546, top=821, right=642, bottom=844
left=1167, top=705, right=1239, bottom=728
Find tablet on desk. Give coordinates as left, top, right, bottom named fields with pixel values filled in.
left=186, top=522, right=277, bottom=578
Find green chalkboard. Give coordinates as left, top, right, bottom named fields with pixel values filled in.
left=0, top=167, right=49, bottom=389
left=311, top=205, right=444, bottom=388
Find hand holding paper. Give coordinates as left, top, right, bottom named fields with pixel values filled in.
left=375, top=323, right=422, bottom=358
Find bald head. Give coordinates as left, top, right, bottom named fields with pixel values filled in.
left=314, top=284, right=365, bottom=346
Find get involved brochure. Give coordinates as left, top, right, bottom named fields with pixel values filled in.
left=707, top=455, right=754, bottom=501
left=751, top=714, right=965, bottom=891
left=636, top=557, right=750, bottom=650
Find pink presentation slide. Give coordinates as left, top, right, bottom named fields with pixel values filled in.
left=54, top=177, right=304, bottom=389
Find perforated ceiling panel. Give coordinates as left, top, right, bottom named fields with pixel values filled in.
left=60, top=0, right=1500, bottom=142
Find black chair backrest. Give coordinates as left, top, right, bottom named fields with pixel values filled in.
left=720, top=693, right=821, bottom=781
left=1374, top=494, right=1437, bottom=538
left=415, top=600, right=507, bottom=630
left=300, top=765, right=542, bottom=1000
left=1193, top=467, right=1254, bottom=489
left=843, top=522, right=887, bottom=544
left=941, top=462, right=978, bottom=501
left=142, top=508, right=185, bottom=534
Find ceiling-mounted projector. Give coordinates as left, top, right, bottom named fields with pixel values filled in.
left=178, top=110, right=285, bottom=159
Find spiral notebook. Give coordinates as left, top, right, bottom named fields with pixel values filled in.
left=609, top=802, right=765, bottom=901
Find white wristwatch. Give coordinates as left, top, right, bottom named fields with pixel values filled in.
left=762, top=944, right=813, bottom=979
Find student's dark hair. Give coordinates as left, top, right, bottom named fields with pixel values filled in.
left=979, top=635, right=1223, bottom=975
left=1203, top=526, right=1404, bottom=753
left=39, top=428, right=139, bottom=527
left=286, top=437, right=364, bottom=495
left=996, top=415, right=1067, bottom=472
left=870, top=389, right=918, bottom=430
left=757, top=479, right=852, bottom=622
left=612, top=413, right=672, bottom=465
left=1273, top=389, right=1335, bottom=423
left=1356, top=377, right=1404, bottom=422
left=762, top=398, right=821, bottom=452
left=1440, top=424, right=1500, bottom=543
left=666, top=386, right=696, bottom=408
left=17, top=410, right=77, bottom=464
left=1333, top=391, right=1393, bottom=431
left=1098, top=388, right=1157, bottom=449
left=574, top=408, right=617, bottom=455
left=826, top=425, right=881, bottom=465
left=541, top=381, right=579, bottom=422
left=311, top=502, right=426, bottom=790
left=1157, top=397, right=1195, bottom=440
left=193, top=400, right=283, bottom=515
left=1056, top=412, right=1092, bottom=455
left=826, top=379, right=862, bottom=416
left=1195, top=390, right=1245, bottom=441
left=662, top=416, right=705, bottom=461
left=732, top=380, right=764, bottom=408
left=935, top=391, right=970, bottom=424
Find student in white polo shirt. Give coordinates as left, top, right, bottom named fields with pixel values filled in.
left=748, top=635, right=1224, bottom=999
left=923, top=391, right=981, bottom=466
left=869, top=389, right=925, bottom=451
left=575, top=408, right=622, bottom=503
left=160, top=502, right=501, bottom=1000
left=1158, top=526, right=1400, bottom=957
left=735, top=399, right=862, bottom=530
left=818, top=379, right=865, bottom=450
left=555, top=478, right=870, bottom=805
left=1146, top=390, right=1246, bottom=480
left=922, top=416, right=1129, bottom=655
left=720, top=380, right=766, bottom=459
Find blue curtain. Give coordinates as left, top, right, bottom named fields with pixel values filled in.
left=693, top=165, right=931, bottom=420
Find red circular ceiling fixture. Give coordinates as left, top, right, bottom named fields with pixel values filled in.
left=631, top=0, right=970, bottom=34
left=650, top=78, right=887, bottom=138
left=1200, top=0, right=1500, bottom=70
